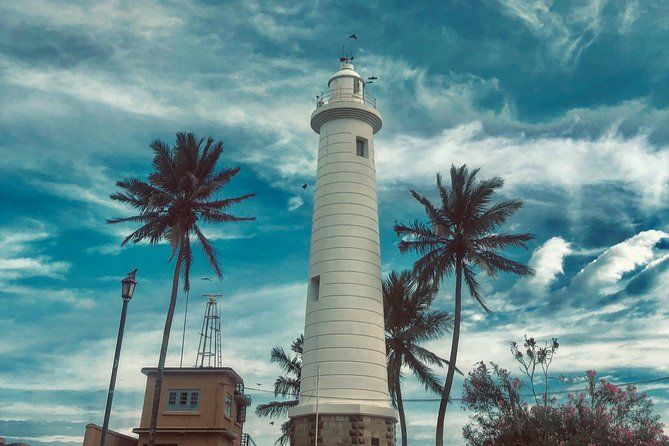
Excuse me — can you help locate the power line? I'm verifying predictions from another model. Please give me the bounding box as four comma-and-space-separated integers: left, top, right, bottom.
244, 376, 669, 403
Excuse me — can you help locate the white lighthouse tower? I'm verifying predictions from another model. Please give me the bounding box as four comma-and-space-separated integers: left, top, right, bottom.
288, 60, 397, 446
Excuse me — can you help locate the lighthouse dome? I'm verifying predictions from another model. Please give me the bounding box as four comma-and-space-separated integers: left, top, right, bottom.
327, 61, 365, 96
328, 62, 363, 86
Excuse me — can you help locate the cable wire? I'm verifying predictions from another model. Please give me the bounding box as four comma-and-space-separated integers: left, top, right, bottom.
244, 375, 669, 403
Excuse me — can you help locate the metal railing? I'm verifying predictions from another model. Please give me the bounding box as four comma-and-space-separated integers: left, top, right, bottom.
242, 433, 258, 446
316, 87, 377, 109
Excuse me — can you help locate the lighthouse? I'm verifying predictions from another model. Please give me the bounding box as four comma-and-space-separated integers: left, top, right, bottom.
288, 60, 397, 446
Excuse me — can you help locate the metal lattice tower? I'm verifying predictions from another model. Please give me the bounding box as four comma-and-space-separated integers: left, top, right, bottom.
195, 294, 223, 368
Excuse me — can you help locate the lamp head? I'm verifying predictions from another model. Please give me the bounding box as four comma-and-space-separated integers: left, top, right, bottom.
121, 269, 137, 301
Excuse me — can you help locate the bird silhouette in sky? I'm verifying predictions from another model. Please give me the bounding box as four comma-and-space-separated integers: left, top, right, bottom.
349, 33, 358, 40
201, 277, 212, 281
302, 183, 308, 189
368, 76, 378, 80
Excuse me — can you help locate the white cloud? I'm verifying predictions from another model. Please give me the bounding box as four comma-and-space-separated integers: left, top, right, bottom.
496, 0, 606, 67
1, 0, 182, 38
0, 256, 70, 280
572, 230, 668, 295
288, 195, 304, 211
0, 222, 71, 282
527, 237, 573, 289
376, 121, 669, 207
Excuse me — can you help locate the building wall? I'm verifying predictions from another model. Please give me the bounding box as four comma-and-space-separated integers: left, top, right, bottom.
82, 424, 137, 446
135, 370, 245, 446
135, 433, 233, 446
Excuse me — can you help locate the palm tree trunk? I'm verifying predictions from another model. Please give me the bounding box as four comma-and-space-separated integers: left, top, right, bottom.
147, 245, 184, 446
396, 374, 408, 446
435, 256, 462, 446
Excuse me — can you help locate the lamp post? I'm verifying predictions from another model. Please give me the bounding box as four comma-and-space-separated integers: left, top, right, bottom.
100, 270, 137, 446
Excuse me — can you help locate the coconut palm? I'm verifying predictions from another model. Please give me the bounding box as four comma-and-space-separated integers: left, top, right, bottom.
384, 270, 454, 446
108, 132, 254, 446
255, 335, 303, 446
394, 165, 534, 446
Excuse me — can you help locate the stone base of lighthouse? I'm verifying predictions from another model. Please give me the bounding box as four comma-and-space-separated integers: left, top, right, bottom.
289, 414, 396, 446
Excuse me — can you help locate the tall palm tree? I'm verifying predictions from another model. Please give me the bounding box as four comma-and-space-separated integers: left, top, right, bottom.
108, 132, 254, 446
394, 165, 534, 446
255, 335, 303, 446
384, 270, 454, 446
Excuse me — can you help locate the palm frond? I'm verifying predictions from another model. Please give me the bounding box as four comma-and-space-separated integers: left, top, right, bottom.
470, 200, 524, 236
473, 232, 534, 251
193, 224, 223, 278
478, 250, 535, 276
199, 208, 255, 224
270, 347, 301, 375
196, 167, 242, 199
403, 352, 444, 395
254, 399, 298, 418
196, 193, 256, 211
463, 263, 490, 313
274, 375, 300, 398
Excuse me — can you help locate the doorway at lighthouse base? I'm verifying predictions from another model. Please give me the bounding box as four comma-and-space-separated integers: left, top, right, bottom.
289, 414, 396, 446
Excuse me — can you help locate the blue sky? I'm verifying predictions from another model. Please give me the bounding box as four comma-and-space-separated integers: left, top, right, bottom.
1, 0, 668, 445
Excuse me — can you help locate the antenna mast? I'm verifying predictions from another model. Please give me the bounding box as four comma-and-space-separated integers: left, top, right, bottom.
195, 294, 223, 367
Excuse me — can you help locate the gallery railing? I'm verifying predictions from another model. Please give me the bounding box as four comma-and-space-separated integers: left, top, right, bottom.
316, 87, 377, 109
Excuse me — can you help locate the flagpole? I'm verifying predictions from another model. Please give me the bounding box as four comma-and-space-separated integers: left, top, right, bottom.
315, 364, 320, 446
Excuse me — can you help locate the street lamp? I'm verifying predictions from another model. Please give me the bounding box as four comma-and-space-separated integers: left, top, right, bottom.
100, 270, 137, 446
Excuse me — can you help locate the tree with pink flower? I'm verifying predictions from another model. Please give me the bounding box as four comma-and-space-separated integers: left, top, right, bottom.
461, 336, 669, 446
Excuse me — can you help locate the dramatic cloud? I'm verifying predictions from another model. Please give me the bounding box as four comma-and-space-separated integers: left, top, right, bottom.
2, 1, 669, 445
527, 237, 573, 290
376, 122, 669, 206
571, 230, 668, 295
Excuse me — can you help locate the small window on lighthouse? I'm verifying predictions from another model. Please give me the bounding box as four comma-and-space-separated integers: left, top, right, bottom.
356, 138, 368, 158
354, 78, 360, 94
309, 275, 320, 301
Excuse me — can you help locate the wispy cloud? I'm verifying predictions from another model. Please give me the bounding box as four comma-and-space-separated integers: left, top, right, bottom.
0, 222, 70, 282
571, 230, 668, 295
376, 121, 669, 207
527, 237, 572, 290
287, 195, 304, 211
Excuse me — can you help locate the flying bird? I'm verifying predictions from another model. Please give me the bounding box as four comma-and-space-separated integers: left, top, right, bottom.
365, 81, 374, 85
302, 183, 308, 189
256, 382, 263, 386
368, 76, 378, 80
201, 277, 212, 281
270, 422, 275, 425
349, 33, 358, 40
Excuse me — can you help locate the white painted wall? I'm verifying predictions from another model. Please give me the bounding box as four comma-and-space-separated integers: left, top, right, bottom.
290, 63, 395, 419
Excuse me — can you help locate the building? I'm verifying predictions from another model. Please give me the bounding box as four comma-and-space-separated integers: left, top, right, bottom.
84, 367, 253, 446
83, 425, 137, 446
287, 60, 397, 445
133, 367, 252, 446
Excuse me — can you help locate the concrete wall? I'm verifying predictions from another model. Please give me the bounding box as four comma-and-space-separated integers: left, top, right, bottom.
135, 369, 245, 446
82, 424, 137, 446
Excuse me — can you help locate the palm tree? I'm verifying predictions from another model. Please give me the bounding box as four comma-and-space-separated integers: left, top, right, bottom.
108, 132, 254, 446
384, 270, 454, 446
394, 165, 534, 446
255, 335, 303, 446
